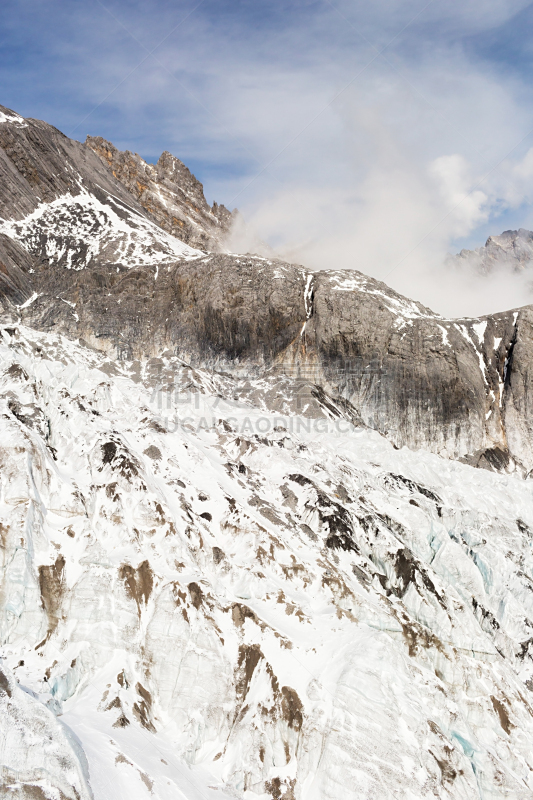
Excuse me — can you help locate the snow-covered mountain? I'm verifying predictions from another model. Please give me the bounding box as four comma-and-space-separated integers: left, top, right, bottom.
3, 104, 533, 799
4, 104, 533, 472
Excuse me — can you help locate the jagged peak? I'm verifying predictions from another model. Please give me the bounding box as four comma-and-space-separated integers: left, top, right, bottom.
86, 134, 235, 252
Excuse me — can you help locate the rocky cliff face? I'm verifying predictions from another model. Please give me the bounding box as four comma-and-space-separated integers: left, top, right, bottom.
7, 244, 531, 473
85, 135, 234, 252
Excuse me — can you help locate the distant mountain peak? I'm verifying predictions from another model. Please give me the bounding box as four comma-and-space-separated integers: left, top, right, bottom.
453, 227, 533, 273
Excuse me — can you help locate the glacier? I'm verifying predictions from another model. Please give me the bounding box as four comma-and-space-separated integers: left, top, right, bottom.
1, 324, 533, 798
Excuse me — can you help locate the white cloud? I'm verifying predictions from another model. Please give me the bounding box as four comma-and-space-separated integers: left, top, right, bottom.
4, 0, 533, 315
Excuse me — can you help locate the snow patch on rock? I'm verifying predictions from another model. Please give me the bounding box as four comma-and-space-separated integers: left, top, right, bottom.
0, 191, 203, 271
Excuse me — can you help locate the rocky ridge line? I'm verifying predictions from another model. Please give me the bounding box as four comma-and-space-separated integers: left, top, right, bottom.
85, 135, 235, 252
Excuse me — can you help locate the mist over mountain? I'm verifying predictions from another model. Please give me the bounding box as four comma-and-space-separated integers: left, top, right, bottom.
3, 105, 533, 799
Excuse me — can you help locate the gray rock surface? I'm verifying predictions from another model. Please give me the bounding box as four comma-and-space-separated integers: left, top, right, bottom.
0, 107, 146, 221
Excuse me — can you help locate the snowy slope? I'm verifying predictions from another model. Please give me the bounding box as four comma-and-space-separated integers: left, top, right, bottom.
2, 324, 533, 798
0, 661, 93, 799
0, 190, 203, 272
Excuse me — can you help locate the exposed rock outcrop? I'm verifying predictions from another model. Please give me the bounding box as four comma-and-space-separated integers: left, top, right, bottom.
86, 135, 234, 252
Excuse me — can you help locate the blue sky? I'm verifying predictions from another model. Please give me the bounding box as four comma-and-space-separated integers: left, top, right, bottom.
3, 0, 533, 314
